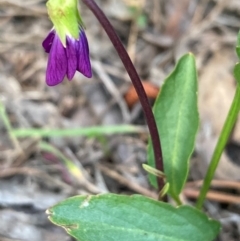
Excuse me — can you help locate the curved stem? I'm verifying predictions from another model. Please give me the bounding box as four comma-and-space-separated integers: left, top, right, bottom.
82, 0, 164, 191
196, 85, 240, 209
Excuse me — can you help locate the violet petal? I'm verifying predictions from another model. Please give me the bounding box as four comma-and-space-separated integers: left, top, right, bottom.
77, 30, 92, 78
46, 34, 67, 86
66, 36, 77, 80
42, 30, 55, 53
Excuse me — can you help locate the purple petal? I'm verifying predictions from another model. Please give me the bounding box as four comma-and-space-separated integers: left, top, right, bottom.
66, 36, 77, 80
46, 34, 67, 86
77, 30, 92, 78
42, 30, 55, 53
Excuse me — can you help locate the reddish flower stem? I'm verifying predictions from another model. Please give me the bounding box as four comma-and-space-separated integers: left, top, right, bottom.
82, 0, 164, 191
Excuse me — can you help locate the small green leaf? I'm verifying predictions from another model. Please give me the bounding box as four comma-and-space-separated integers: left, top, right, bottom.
158, 182, 170, 198
48, 194, 220, 241
147, 53, 199, 200
137, 14, 147, 29
142, 164, 166, 179
234, 63, 240, 84
235, 31, 240, 59
236, 47, 240, 60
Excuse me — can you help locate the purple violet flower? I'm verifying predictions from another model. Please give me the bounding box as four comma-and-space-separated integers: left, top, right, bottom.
42, 28, 92, 86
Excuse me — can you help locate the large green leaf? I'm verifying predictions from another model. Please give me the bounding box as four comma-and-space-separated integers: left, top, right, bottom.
147, 53, 199, 200
48, 194, 220, 241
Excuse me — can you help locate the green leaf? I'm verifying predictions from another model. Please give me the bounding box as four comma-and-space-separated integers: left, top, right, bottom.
48, 194, 220, 241
234, 63, 240, 84
147, 53, 199, 200
236, 47, 240, 60
137, 14, 147, 29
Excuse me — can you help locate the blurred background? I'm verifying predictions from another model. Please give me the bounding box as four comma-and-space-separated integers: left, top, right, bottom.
1, 0, 240, 240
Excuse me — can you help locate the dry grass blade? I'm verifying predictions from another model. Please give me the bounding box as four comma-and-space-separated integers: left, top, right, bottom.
186, 180, 240, 190
184, 188, 240, 204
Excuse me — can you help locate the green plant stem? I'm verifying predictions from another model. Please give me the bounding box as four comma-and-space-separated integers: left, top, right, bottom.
196, 84, 240, 209
11, 125, 146, 138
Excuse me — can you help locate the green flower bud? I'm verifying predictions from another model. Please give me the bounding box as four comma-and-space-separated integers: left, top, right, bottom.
46, 0, 83, 46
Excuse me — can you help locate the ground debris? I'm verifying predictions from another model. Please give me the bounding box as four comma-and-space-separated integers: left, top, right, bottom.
0, 0, 240, 240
